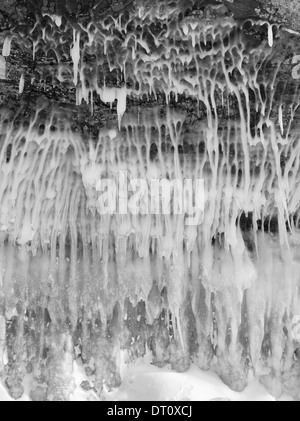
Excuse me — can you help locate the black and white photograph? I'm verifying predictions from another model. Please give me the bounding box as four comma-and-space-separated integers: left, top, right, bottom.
0, 0, 299, 403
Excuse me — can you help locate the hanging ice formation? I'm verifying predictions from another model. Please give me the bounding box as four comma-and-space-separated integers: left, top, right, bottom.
0, 1, 299, 401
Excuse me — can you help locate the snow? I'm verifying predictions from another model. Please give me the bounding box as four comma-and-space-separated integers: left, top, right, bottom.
0, 352, 287, 401
105, 362, 274, 402
0, 383, 12, 401
68, 352, 287, 402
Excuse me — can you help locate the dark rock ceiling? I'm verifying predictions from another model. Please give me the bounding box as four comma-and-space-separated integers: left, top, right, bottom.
0, 0, 299, 136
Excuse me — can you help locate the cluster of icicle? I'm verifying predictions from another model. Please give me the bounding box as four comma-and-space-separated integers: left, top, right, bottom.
1, 2, 292, 127
0, 1, 299, 401
0, 102, 299, 399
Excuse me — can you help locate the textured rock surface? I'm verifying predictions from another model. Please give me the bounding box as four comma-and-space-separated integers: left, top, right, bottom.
0, 0, 298, 126
259, 0, 300, 31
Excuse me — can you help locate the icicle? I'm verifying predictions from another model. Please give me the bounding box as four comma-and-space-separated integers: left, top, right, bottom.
0, 56, 6, 79
32, 40, 38, 61
117, 87, 127, 129
42, 13, 62, 27
2, 37, 12, 57
182, 23, 188, 36
91, 90, 94, 115
52, 14, 62, 27
70, 30, 81, 86
268, 24, 273, 48
19, 74, 25, 94
279, 104, 284, 135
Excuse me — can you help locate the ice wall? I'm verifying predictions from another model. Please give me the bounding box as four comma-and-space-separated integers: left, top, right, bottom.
0, 104, 299, 400
0, 3, 299, 401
